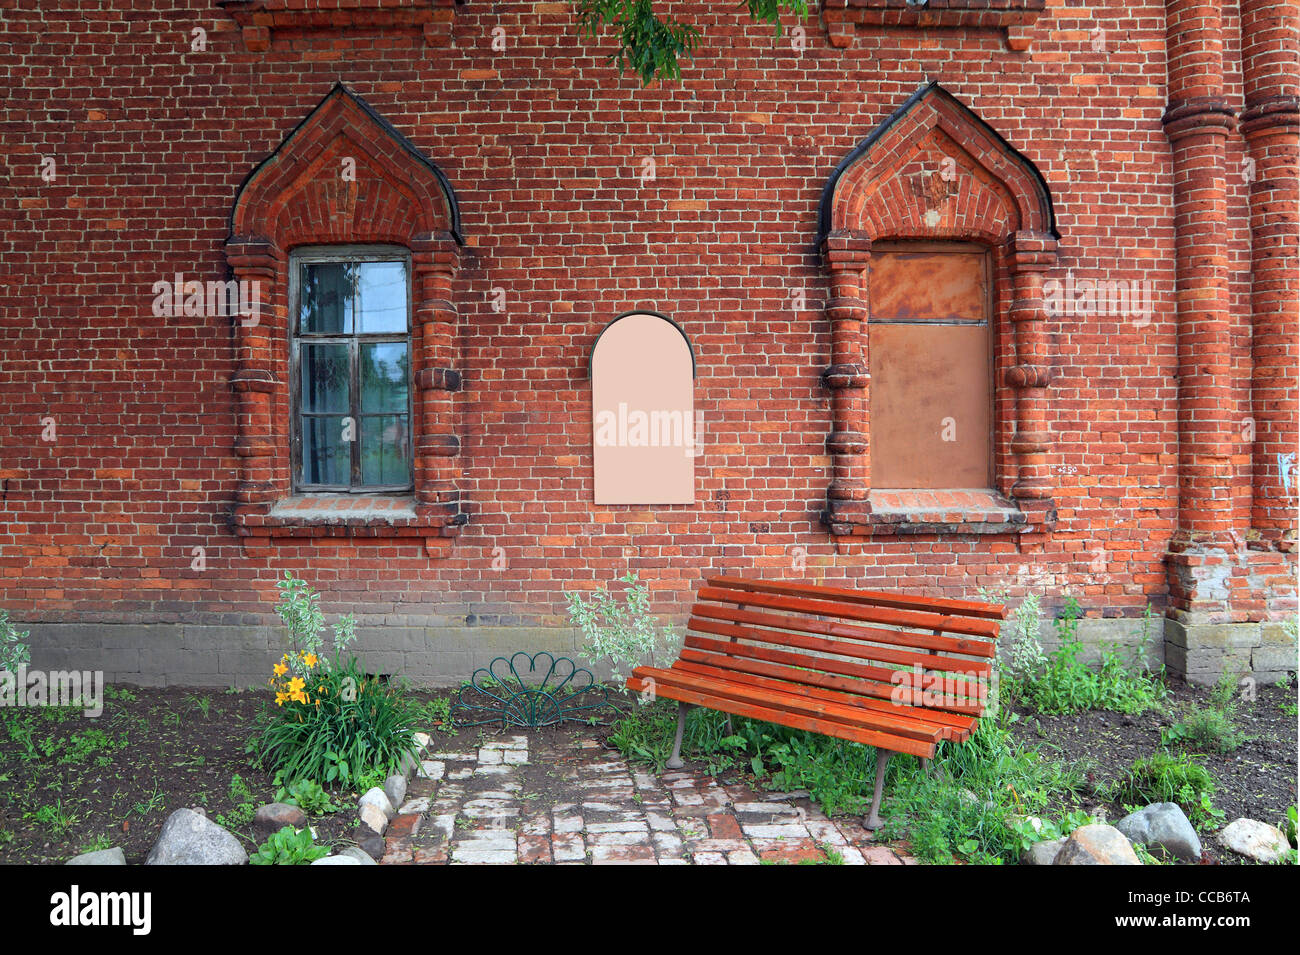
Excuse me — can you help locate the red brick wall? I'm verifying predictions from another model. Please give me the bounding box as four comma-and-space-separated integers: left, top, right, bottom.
0, 1, 1294, 638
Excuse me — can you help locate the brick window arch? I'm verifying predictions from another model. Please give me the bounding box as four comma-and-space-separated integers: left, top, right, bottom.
817, 82, 1059, 538
225, 83, 466, 557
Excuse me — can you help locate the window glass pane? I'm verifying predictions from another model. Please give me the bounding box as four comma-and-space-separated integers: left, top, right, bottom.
356, 261, 407, 333
300, 416, 351, 486
360, 342, 408, 414
300, 342, 349, 413
299, 262, 355, 334
360, 415, 411, 486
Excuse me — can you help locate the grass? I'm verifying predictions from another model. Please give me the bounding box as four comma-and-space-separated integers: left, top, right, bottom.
1001, 597, 1168, 716
1104, 751, 1224, 831
1161, 676, 1247, 754
609, 699, 1088, 864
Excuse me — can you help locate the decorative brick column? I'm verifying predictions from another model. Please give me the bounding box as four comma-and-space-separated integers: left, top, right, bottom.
1242, 0, 1300, 552
411, 234, 465, 538
226, 236, 280, 505
1007, 231, 1059, 515
821, 233, 871, 518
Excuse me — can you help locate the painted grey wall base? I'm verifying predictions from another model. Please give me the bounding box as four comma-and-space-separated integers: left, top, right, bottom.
22, 616, 1298, 689
24, 623, 584, 689
1163, 618, 1298, 687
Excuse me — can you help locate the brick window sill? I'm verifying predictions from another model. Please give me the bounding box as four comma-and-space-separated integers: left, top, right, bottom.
821, 0, 1047, 51
218, 0, 462, 52
232, 494, 460, 556
827, 489, 1055, 536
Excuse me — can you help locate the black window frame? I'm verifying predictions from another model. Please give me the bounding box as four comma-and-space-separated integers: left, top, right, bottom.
289, 244, 414, 494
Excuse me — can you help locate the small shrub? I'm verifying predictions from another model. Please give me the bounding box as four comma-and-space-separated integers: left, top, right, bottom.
1006, 596, 1166, 715
250, 574, 417, 787
1161, 676, 1245, 754
249, 826, 330, 866
1107, 752, 1223, 830
216, 773, 257, 829
565, 571, 683, 684
274, 777, 338, 815
1281, 805, 1297, 848
0, 610, 31, 673
252, 654, 417, 787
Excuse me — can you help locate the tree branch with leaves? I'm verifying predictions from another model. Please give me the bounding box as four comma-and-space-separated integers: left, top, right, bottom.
574, 0, 811, 85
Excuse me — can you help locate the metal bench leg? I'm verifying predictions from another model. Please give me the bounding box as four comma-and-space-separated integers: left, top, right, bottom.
865, 749, 891, 830
666, 701, 692, 769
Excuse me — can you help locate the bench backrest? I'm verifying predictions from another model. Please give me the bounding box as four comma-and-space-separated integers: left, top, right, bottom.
682, 576, 1005, 720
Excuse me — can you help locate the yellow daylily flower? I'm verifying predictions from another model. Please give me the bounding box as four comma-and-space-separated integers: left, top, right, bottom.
303, 653, 318, 668
273, 662, 288, 677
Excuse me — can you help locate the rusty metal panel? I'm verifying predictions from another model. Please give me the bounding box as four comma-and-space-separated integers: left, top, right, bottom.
868, 323, 992, 489
869, 249, 987, 322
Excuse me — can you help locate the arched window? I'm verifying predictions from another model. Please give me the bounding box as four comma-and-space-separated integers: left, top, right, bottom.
225, 84, 465, 557
817, 83, 1059, 537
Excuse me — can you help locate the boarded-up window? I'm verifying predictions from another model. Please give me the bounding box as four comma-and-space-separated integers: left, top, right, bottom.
590, 312, 696, 505
868, 244, 993, 489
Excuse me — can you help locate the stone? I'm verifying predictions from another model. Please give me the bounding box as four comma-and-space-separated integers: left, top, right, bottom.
253, 802, 308, 836
146, 808, 247, 865
339, 846, 379, 866
1022, 838, 1066, 865
66, 847, 126, 865
310, 855, 360, 865
359, 786, 395, 820
413, 732, 431, 751
356, 831, 386, 861
1052, 824, 1141, 865
384, 774, 408, 809
1217, 818, 1291, 864
1116, 803, 1202, 862
359, 803, 389, 836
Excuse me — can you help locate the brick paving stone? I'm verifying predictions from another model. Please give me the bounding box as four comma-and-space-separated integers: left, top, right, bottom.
591, 843, 657, 864
861, 846, 904, 865
752, 838, 831, 865
383, 727, 918, 866
518, 833, 552, 864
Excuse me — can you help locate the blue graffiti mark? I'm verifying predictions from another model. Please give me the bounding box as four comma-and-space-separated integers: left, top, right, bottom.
1280, 452, 1298, 496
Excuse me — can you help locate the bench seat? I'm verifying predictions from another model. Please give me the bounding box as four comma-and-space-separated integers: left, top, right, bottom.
626, 575, 1004, 828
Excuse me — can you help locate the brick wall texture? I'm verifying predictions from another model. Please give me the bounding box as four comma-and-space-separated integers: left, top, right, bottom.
0, 0, 1296, 685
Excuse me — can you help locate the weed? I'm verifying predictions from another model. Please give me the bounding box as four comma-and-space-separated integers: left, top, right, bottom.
1162, 676, 1245, 754
249, 826, 329, 865
1106, 752, 1224, 830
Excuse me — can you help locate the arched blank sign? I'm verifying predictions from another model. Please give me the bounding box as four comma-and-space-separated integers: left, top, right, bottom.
590, 311, 696, 505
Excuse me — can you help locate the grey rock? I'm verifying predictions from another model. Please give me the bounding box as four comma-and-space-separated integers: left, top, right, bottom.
253, 802, 308, 837
356, 830, 385, 861
383, 774, 407, 810
310, 855, 361, 865
1052, 824, 1141, 865
359, 803, 389, 836
1023, 838, 1066, 865
1217, 818, 1291, 863
339, 846, 379, 866
146, 808, 247, 865
67, 847, 127, 865
1117, 803, 1202, 862
359, 787, 395, 820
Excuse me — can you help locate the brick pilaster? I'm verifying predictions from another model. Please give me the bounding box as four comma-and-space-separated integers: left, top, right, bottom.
1242, 0, 1300, 551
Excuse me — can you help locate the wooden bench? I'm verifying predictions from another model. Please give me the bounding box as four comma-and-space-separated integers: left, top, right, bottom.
625, 576, 1006, 828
